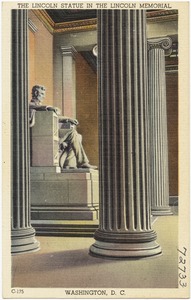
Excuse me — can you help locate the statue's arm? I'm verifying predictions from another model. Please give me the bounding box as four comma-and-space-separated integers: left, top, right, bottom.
29, 109, 36, 127
29, 104, 60, 115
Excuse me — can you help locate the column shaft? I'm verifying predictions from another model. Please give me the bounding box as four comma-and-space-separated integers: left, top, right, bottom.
148, 38, 172, 215
90, 10, 162, 258
61, 46, 77, 118
11, 10, 40, 254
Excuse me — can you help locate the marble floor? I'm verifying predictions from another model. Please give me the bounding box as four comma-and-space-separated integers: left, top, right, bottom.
11, 215, 179, 292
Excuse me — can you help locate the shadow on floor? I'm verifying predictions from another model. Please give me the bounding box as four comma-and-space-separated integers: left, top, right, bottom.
12, 248, 118, 273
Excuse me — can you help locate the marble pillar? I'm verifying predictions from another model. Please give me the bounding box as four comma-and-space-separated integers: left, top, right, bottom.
60, 46, 77, 118
11, 10, 40, 254
148, 37, 172, 215
90, 10, 162, 258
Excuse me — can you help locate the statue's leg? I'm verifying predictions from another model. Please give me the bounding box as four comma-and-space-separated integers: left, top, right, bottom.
59, 149, 67, 168
59, 128, 78, 169
78, 133, 82, 143
64, 129, 89, 167
63, 146, 77, 168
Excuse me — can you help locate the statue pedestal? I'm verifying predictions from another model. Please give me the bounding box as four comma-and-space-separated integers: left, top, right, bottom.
31, 167, 99, 236
31, 111, 59, 167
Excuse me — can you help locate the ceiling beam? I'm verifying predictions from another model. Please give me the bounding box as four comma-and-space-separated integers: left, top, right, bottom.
32, 9, 178, 35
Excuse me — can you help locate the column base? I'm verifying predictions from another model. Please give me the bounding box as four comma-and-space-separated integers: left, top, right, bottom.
89, 230, 162, 259
152, 206, 173, 216
90, 241, 162, 259
11, 227, 40, 255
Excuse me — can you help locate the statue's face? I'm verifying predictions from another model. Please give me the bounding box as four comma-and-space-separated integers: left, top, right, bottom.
35, 88, 46, 102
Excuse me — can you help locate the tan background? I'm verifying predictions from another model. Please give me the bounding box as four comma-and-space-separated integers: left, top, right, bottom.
28, 11, 54, 104
76, 53, 98, 166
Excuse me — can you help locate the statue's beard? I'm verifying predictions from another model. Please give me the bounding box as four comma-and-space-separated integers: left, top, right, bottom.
36, 96, 44, 104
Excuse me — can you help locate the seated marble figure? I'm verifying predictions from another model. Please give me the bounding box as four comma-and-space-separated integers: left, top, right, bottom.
29, 85, 97, 170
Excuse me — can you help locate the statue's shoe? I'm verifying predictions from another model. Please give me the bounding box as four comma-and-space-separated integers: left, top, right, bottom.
80, 163, 98, 169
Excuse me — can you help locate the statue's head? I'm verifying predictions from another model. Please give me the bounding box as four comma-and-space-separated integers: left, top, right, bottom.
31, 85, 46, 103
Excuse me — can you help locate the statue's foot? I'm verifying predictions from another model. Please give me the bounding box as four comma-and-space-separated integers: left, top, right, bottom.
80, 163, 98, 169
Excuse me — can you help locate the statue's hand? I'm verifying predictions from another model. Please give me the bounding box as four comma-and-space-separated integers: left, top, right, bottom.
46, 106, 53, 111
47, 106, 60, 115
59, 142, 68, 151
69, 118, 79, 125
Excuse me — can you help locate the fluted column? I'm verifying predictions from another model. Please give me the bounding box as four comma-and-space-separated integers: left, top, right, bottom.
148, 37, 172, 215
90, 10, 162, 258
60, 46, 77, 118
11, 10, 40, 254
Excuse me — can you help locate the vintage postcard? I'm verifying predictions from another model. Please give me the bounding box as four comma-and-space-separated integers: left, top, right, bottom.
2, 1, 190, 299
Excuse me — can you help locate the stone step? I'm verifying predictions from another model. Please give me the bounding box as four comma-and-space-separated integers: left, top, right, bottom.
31, 220, 99, 237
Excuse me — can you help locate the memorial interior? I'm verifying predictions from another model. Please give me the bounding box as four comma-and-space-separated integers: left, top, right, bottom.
11, 9, 179, 288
